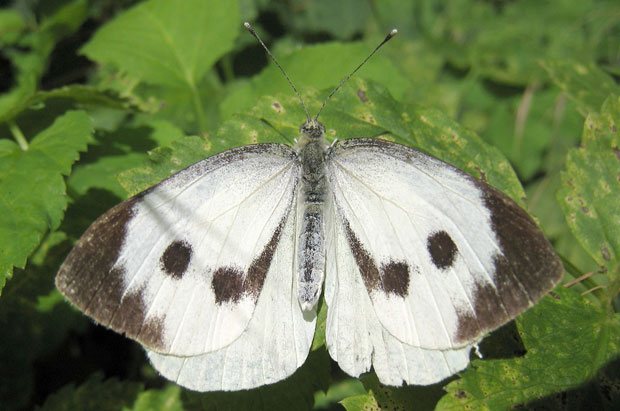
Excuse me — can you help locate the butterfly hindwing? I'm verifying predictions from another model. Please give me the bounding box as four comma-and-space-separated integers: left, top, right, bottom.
146, 199, 316, 391
56, 144, 301, 356
325, 139, 563, 351
324, 194, 472, 386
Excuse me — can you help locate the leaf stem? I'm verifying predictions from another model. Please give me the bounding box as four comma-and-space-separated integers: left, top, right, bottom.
9, 121, 29, 151
220, 55, 235, 83
190, 82, 207, 132
605, 266, 620, 312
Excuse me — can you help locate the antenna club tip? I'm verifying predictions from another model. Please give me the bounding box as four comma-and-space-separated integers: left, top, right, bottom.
244, 22, 253, 30
390, 28, 398, 36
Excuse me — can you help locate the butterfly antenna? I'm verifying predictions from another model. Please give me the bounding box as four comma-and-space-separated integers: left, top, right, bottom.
244, 22, 311, 122
314, 28, 397, 121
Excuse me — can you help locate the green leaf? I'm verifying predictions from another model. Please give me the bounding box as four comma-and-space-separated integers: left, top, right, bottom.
1, 85, 141, 125
81, 0, 239, 89
68, 120, 184, 200
220, 41, 412, 120
483, 88, 582, 180
129, 386, 184, 411
0, 9, 26, 46
273, 0, 372, 39
37, 374, 143, 411
558, 95, 620, 272
340, 392, 380, 411
413, 0, 620, 85
0, 0, 89, 123
0, 110, 93, 294
438, 287, 620, 410
526, 174, 597, 277
542, 60, 620, 116
341, 373, 449, 411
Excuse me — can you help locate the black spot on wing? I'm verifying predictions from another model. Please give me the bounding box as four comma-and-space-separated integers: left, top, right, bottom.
455, 184, 564, 344
211, 266, 245, 304
160, 240, 192, 279
427, 230, 458, 270
380, 260, 410, 297
210, 216, 287, 305
55, 195, 166, 351
343, 220, 411, 298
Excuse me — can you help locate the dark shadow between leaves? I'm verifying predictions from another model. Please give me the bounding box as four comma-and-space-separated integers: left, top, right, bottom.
477, 320, 527, 360
518, 357, 620, 410
62, 188, 123, 240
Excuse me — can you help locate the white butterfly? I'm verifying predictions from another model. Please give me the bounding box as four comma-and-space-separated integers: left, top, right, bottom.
56, 24, 563, 392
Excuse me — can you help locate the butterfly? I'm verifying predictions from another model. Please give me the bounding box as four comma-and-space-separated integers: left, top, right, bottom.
55, 23, 563, 391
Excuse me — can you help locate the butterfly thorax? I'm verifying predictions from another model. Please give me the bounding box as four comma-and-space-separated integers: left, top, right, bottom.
296, 119, 327, 311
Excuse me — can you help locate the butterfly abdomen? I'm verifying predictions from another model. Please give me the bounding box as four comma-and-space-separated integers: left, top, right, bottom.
297, 135, 327, 311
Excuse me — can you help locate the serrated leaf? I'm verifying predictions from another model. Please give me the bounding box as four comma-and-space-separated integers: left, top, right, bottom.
0, 0, 89, 123
542, 60, 620, 116
68, 121, 184, 200
437, 288, 620, 410
0, 110, 93, 294
81, 0, 239, 89
37, 374, 143, 411
558, 95, 620, 271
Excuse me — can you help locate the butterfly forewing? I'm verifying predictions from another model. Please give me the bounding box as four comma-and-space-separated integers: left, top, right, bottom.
325, 139, 563, 351
56, 144, 301, 356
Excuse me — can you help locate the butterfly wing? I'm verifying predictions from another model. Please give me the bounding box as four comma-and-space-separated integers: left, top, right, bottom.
146, 202, 316, 391
324, 197, 471, 385
325, 139, 563, 354
56, 144, 302, 356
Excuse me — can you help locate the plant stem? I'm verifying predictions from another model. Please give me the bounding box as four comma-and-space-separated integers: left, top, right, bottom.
220, 55, 235, 83
9, 121, 29, 151
188, 79, 207, 132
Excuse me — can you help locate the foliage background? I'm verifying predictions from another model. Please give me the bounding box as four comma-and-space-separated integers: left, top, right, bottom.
0, 0, 619, 409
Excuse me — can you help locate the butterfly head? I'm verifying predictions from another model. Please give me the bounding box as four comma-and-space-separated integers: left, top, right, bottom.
300, 119, 325, 140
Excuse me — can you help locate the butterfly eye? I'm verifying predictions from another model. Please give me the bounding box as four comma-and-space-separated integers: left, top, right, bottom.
300, 119, 325, 138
